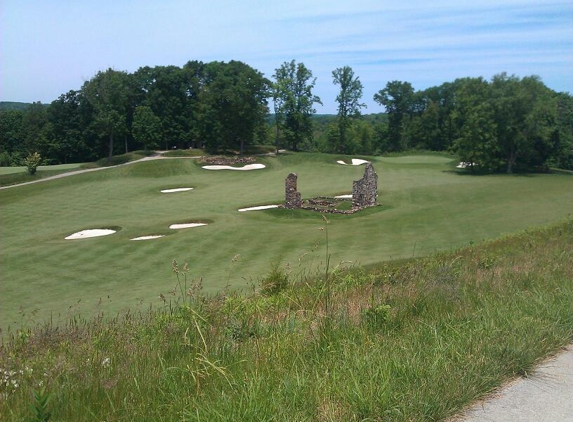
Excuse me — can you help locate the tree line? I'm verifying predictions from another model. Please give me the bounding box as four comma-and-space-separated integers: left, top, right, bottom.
1, 59, 571, 172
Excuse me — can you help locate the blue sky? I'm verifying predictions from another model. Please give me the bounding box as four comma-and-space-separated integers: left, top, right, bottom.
1, 0, 571, 114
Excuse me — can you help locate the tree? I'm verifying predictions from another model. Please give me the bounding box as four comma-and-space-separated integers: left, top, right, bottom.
132, 105, 161, 150
272, 60, 322, 151
490, 73, 557, 173
0, 110, 24, 164
551, 92, 573, 170
142, 66, 191, 150
46, 90, 94, 163
332, 66, 365, 153
452, 103, 501, 171
82, 69, 130, 160
373, 81, 416, 151
22, 102, 48, 154
201, 61, 269, 154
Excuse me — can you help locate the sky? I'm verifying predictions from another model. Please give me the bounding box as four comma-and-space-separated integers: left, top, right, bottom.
1, 0, 572, 114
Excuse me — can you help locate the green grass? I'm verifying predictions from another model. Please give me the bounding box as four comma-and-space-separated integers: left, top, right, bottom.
0, 164, 86, 187
161, 149, 206, 158
1, 220, 571, 421
1, 152, 572, 329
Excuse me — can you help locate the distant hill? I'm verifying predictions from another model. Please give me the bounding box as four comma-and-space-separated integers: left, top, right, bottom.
0, 101, 50, 112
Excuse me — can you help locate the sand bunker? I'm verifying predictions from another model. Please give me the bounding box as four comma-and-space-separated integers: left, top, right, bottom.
238, 205, 279, 212
202, 164, 266, 171
65, 229, 116, 240
161, 188, 193, 193
131, 235, 165, 241
337, 159, 370, 166
334, 194, 353, 199
169, 223, 207, 230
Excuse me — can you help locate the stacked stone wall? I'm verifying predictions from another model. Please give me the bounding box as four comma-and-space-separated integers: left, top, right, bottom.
285, 173, 302, 209
352, 163, 378, 209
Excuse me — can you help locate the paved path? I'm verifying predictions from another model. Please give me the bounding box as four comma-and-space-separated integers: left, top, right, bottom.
0, 150, 282, 191
455, 344, 573, 421
0, 152, 181, 191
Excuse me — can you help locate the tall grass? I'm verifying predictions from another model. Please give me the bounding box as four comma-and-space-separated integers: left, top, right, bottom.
1, 219, 572, 421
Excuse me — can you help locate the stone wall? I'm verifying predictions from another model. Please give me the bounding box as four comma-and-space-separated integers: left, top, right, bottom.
285, 173, 302, 209
352, 163, 378, 209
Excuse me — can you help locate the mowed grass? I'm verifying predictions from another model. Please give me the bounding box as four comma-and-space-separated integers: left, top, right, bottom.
1, 152, 572, 329
0, 163, 87, 187
1, 220, 572, 421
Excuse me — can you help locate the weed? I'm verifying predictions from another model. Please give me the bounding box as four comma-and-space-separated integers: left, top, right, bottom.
260, 262, 290, 296
30, 388, 51, 422
361, 304, 391, 329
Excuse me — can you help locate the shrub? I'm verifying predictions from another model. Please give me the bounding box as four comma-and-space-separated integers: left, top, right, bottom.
24, 152, 42, 175
260, 262, 290, 296
362, 304, 391, 328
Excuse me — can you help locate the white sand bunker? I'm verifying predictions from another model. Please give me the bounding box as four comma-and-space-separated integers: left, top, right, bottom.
337, 159, 370, 166
456, 162, 477, 169
65, 229, 116, 240
161, 188, 193, 193
238, 205, 279, 212
131, 235, 165, 241
169, 223, 207, 230
202, 164, 266, 171
334, 194, 353, 199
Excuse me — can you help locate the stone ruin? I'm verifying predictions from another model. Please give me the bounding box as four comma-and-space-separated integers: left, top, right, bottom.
283, 163, 378, 213
284, 173, 302, 209
352, 163, 378, 209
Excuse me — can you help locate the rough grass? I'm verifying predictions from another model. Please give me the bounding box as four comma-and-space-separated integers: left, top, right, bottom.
1, 152, 572, 328
1, 220, 571, 421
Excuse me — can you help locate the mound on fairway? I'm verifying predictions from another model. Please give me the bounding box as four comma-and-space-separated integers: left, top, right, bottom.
337, 159, 369, 166
238, 205, 279, 212
202, 164, 266, 171
65, 229, 117, 240
161, 188, 193, 193
169, 223, 207, 229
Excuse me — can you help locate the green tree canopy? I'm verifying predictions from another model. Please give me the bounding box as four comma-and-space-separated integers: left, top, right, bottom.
272, 60, 322, 151
332, 66, 365, 153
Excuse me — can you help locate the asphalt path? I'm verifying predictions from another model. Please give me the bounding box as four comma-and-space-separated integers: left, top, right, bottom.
454, 344, 573, 421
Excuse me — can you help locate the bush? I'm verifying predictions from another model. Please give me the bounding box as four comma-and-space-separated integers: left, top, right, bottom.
24, 152, 42, 175
260, 262, 290, 296
0, 151, 11, 166
362, 304, 391, 328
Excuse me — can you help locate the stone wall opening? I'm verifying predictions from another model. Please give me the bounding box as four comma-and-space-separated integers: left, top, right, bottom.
283, 164, 378, 214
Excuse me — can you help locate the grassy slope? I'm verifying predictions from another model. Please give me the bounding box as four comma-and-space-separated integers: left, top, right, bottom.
1, 152, 572, 328
0, 164, 86, 187
1, 220, 571, 421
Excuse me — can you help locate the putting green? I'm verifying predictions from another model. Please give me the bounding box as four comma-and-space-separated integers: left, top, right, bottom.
1, 152, 572, 328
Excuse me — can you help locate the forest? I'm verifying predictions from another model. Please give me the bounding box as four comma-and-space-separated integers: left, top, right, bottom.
1, 60, 572, 173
